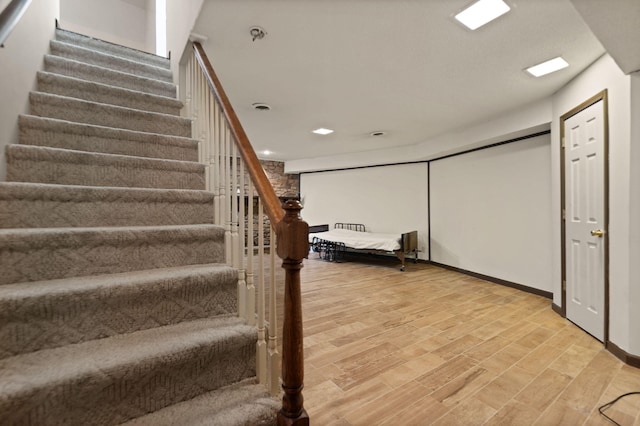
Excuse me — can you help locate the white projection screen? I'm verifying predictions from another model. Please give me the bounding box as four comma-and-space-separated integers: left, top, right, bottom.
429, 134, 552, 291
300, 163, 429, 260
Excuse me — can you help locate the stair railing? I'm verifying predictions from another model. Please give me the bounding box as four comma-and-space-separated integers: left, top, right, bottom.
186, 41, 310, 425
0, 0, 32, 47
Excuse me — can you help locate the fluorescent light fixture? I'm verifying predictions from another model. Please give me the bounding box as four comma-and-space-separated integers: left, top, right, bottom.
455, 0, 511, 30
312, 128, 333, 135
526, 57, 569, 77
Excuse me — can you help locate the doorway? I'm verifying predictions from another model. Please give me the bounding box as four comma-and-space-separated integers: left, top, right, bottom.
560, 90, 609, 342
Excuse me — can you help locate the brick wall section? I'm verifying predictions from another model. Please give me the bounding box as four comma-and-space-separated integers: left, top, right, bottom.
260, 159, 299, 199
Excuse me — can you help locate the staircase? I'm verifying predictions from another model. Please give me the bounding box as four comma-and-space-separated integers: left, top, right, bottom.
0, 28, 278, 425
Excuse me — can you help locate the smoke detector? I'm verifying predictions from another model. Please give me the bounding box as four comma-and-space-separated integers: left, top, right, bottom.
250, 26, 267, 41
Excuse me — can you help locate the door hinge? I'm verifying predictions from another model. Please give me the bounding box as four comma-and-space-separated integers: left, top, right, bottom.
562, 209, 566, 220
561, 137, 565, 149
562, 280, 566, 291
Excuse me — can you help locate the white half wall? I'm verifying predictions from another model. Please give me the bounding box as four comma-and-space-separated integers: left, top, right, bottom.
551, 54, 632, 353
167, 0, 203, 87
0, 0, 59, 180
300, 163, 429, 260
59, 0, 151, 52
430, 134, 552, 292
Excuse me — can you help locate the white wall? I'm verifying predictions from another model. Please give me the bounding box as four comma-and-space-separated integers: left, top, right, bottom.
0, 0, 59, 180
166, 0, 203, 88
59, 0, 151, 52
551, 54, 632, 352
300, 163, 429, 260
430, 134, 552, 292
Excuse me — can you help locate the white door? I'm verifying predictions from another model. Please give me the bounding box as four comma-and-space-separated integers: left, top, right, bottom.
564, 99, 606, 341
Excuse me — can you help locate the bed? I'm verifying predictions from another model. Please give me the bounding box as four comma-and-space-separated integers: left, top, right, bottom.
309, 223, 418, 271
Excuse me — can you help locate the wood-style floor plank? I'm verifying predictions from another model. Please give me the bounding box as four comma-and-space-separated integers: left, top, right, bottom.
295, 256, 640, 425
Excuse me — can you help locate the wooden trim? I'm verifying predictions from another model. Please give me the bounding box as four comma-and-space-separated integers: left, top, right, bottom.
551, 302, 564, 317
427, 161, 432, 261
559, 90, 609, 341
429, 261, 553, 299
0, 0, 32, 47
607, 341, 640, 369
192, 42, 284, 226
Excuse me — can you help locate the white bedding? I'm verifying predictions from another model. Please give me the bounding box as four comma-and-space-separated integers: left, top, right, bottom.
310, 229, 401, 252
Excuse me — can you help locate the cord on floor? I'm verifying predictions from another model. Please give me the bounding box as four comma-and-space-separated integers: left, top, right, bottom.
598, 391, 640, 425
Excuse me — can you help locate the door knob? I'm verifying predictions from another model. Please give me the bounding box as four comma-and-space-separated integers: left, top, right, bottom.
591, 229, 604, 237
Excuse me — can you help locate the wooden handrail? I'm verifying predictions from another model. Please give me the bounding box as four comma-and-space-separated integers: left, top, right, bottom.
191, 42, 309, 425
0, 0, 32, 47
192, 42, 284, 226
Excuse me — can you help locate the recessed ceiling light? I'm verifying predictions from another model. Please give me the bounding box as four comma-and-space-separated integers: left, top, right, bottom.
455, 0, 511, 30
262, 150, 272, 155
526, 57, 569, 77
312, 128, 333, 135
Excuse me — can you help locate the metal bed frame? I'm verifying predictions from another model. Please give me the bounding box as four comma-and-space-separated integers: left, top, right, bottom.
310, 223, 418, 271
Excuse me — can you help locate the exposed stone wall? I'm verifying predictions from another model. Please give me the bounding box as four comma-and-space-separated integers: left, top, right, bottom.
260, 160, 299, 199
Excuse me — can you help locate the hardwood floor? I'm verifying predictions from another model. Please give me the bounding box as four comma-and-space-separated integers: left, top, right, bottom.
297, 254, 640, 425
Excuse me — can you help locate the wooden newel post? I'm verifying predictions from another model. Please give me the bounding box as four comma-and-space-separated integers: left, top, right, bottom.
276, 200, 310, 426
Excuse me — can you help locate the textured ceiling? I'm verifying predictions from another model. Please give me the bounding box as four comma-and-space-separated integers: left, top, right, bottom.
193, 0, 605, 162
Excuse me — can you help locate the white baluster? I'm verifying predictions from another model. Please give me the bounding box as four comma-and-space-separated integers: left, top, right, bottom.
245, 180, 256, 326
257, 199, 267, 384
268, 226, 281, 395
231, 142, 239, 268
237, 160, 247, 319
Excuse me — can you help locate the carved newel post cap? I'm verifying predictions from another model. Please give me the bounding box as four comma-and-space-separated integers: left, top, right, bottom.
276, 200, 309, 261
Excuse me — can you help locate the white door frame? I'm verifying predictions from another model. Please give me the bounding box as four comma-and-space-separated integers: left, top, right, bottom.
560, 90, 609, 342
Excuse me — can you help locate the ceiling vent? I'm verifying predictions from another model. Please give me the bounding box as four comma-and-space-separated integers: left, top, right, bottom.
252, 103, 271, 111
370, 131, 386, 137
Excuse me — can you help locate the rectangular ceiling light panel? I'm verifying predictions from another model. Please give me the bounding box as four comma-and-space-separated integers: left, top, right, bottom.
455, 0, 511, 30
526, 57, 569, 77
312, 128, 334, 135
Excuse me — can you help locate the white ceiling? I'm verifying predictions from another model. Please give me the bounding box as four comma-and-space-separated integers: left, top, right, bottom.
193, 0, 605, 162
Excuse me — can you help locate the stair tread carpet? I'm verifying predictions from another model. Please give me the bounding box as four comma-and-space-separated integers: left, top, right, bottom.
55, 28, 170, 70
122, 378, 279, 426
0, 225, 226, 285
29, 92, 191, 137
0, 264, 237, 358
44, 55, 176, 98
19, 115, 198, 161
0, 317, 257, 426
50, 39, 173, 83
37, 71, 183, 116
6, 144, 205, 189
0, 182, 214, 228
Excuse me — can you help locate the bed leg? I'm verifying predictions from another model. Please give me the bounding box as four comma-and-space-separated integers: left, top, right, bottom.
394, 250, 406, 272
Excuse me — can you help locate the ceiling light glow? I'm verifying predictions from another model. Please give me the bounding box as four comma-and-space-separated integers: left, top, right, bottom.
312, 128, 334, 135
455, 0, 511, 30
526, 57, 569, 77
262, 150, 272, 155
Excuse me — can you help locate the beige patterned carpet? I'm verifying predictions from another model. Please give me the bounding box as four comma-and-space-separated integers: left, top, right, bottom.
0, 28, 277, 425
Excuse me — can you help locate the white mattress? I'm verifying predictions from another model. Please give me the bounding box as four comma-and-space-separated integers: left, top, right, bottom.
310, 229, 401, 252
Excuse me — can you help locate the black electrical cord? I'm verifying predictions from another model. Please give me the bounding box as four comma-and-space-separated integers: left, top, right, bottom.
598, 391, 640, 425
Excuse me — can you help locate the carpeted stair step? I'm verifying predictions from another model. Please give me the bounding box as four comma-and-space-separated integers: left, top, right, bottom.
19, 115, 198, 161
0, 182, 214, 228
29, 92, 191, 137
122, 377, 279, 426
44, 55, 176, 98
55, 28, 170, 70
50, 39, 173, 83
0, 224, 225, 285
0, 264, 238, 358
0, 316, 257, 426
6, 145, 205, 189
37, 72, 183, 116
